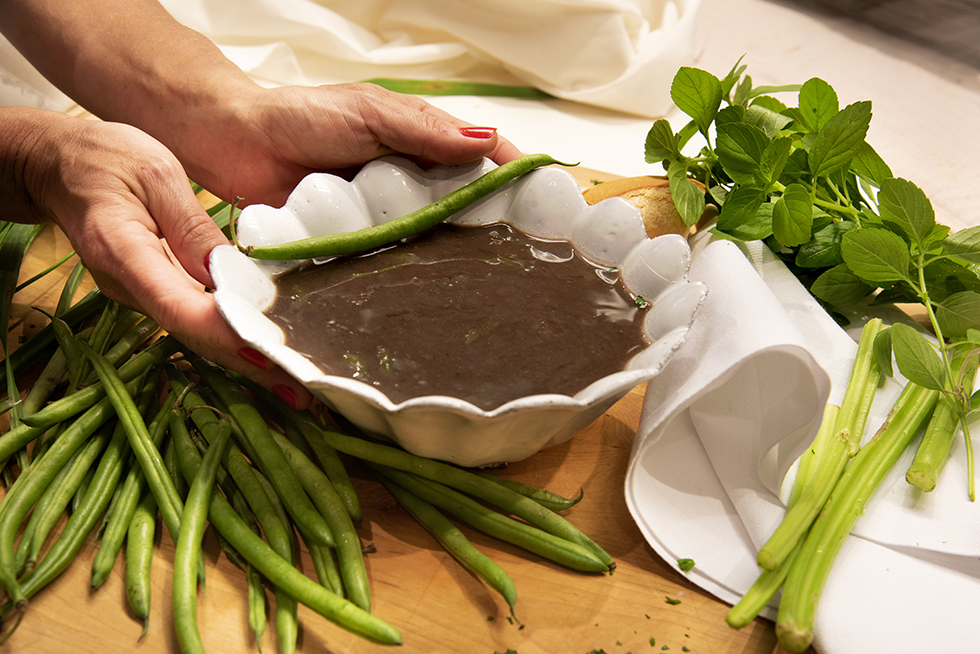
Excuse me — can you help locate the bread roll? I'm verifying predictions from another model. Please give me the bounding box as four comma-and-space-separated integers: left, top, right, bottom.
582, 175, 699, 239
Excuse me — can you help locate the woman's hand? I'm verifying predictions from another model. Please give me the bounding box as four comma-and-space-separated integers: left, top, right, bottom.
161, 81, 523, 208
0, 107, 314, 407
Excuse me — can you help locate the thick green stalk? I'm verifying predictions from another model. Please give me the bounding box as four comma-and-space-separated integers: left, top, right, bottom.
776, 382, 939, 652
757, 319, 883, 571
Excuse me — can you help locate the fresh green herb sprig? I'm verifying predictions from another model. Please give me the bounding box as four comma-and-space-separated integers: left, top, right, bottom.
652, 60, 980, 497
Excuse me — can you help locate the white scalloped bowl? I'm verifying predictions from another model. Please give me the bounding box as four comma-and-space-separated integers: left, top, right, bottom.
209, 156, 706, 467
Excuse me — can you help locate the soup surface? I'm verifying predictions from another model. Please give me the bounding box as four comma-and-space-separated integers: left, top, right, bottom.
264, 223, 648, 410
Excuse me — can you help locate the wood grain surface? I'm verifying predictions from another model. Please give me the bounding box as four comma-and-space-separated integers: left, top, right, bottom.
1, 170, 795, 654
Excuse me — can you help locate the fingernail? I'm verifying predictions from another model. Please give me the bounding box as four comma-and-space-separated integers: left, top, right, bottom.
273, 384, 299, 409
460, 126, 497, 139
203, 252, 211, 273
237, 346, 268, 370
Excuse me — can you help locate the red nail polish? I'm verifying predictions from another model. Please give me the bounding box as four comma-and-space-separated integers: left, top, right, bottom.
204, 252, 211, 273
273, 384, 299, 409
460, 126, 497, 139
237, 346, 268, 370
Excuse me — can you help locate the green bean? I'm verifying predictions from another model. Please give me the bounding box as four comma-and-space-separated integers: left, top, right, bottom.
311, 426, 614, 570
246, 563, 268, 652
472, 471, 583, 512
173, 418, 231, 654
241, 154, 574, 260
53, 259, 87, 317
378, 473, 518, 620
270, 430, 371, 612
0, 372, 147, 610
76, 339, 185, 552
92, 391, 175, 589
307, 540, 344, 597
80, 316, 161, 387
126, 488, 157, 640
16, 423, 112, 574
171, 425, 402, 645
370, 463, 609, 573
8, 402, 135, 610
237, 376, 362, 523
189, 355, 334, 548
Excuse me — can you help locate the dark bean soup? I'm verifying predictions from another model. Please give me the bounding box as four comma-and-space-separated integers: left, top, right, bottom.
264, 223, 648, 410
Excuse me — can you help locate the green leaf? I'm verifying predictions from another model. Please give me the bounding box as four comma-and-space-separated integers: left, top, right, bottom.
716, 188, 771, 241
808, 101, 873, 178
873, 327, 894, 377
671, 67, 723, 137
667, 160, 707, 227
645, 119, 679, 163
745, 104, 794, 139
850, 141, 892, 187
878, 178, 936, 250
810, 263, 874, 307
798, 77, 839, 132
841, 228, 911, 284
921, 258, 980, 302
890, 322, 946, 390
795, 220, 855, 268
733, 74, 753, 107
750, 95, 788, 113
720, 57, 748, 97
936, 291, 980, 339
942, 225, 980, 263
716, 122, 769, 185
772, 183, 813, 247
755, 137, 793, 188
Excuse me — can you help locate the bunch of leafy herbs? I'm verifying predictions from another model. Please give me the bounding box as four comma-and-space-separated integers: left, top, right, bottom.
646, 60, 980, 651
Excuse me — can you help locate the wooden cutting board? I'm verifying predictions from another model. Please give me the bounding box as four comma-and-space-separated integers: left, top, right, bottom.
2, 169, 796, 654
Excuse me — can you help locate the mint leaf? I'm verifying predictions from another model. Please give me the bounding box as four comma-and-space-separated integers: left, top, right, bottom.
890, 322, 946, 390
667, 160, 706, 227
745, 104, 794, 139
850, 141, 893, 187
810, 263, 874, 307
756, 137, 793, 189
798, 77, 839, 132
716, 187, 770, 240
936, 291, 980, 339
841, 228, 910, 284
873, 327, 894, 377
808, 100, 872, 178
772, 183, 813, 247
878, 178, 936, 250
795, 220, 855, 268
942, 225, 980, 263
645, 119, 679, 164
716, 122, 769, 185
671, 67, 723, 137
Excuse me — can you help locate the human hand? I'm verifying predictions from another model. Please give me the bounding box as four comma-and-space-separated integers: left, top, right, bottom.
0, 107, 313, 408
157, 81, 524, 208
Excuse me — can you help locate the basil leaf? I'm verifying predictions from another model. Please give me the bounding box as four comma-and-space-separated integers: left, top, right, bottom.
808, 100, 872, 179
936, 291, 980, 339
756, 137, 793, 189
873, 327, 894, 378
943, 225, 980, 263
745, 104, 794, 139
841, 228, 911, 284
810, 263, 874, 307
798, 77, 839, 133
890, 322, 946, 390
671, 67, 723, 137
772, 183, 813, 247
878, 178, 936, 250
716, 187, 771, 241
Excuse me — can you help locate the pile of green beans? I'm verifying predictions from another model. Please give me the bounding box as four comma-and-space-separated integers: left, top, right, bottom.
0, 196, 613, 652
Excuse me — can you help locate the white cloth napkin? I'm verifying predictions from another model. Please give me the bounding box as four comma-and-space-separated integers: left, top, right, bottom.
156, 0, 702, 118
626, 228, 980, 653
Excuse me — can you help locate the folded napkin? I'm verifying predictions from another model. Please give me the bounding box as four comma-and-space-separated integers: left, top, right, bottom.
626, 229, 980, 653
157, 0, 702, 118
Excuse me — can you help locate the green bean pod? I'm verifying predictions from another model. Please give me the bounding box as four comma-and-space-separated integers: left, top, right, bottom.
126, 489, 157, 639
171, 428, 402, 645
379, 473, 518, 620
370, 463, 609, 573
473, 471, 583, 512
173, 418, 231, 654
270, 431, 371, 612
241, 154, 574, 260
312, 426, 614, 570
189, 355, 334, 548
246, 563, 268, 652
